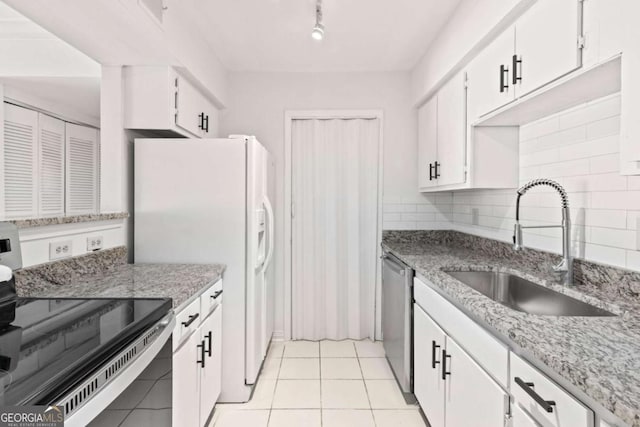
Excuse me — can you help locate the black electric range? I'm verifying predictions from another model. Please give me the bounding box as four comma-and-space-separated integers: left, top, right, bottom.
0, 283, 172, 408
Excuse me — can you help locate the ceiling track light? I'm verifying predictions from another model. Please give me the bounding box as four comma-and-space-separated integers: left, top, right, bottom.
311, 0, 324, 41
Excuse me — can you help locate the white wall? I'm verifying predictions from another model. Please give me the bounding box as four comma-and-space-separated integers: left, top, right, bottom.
410, 0, 533, 106
19, 220, 126, 267
450, 93, 640, 271
220, 71, 422, 337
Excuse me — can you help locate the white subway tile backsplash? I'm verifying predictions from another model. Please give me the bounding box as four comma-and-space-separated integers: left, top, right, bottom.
589, 153, 619, 174
441, 93, 635, 271
586, 116, 621, 140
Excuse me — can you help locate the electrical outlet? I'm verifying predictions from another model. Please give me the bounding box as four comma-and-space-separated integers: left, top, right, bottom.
49, 240, 73, 261
87, 236, 104, 252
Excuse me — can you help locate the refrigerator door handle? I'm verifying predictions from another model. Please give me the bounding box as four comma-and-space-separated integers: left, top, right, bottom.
262, 195, 275, 273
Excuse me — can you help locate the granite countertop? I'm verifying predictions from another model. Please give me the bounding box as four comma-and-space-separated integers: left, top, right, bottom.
15, 247, 225, 311
382, 231, 640, 427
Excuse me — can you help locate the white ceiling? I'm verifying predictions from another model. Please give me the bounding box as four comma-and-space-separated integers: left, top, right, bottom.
187, 0, 463, 72
1, 76, 101, 120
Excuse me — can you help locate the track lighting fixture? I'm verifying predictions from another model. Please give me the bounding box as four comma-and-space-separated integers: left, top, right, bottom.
311, 0, 324, 40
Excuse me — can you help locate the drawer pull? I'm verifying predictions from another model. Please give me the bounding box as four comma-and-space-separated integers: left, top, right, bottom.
515, 377, 556, 413
181, 313, 200, 327
211, 290, 223, 300
431, 340, 440, 369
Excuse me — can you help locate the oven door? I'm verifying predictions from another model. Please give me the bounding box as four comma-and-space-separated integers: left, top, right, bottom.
61, 314, 175, 427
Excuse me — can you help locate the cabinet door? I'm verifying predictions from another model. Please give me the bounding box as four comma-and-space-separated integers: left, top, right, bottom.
512, 404, 541, 427
444, 337, 508, 427
2, 103, 38, 219
176, 75, 206, 137
65, 123, 99, 215
435, 73, 467, 187
38, 114, 65, 217
466, 26, 515, 120
514, 0, 582, 97
199, 307, 222, 424
413, 304, 446, 427
418, 96, 438, 189
172, 332, 201, 427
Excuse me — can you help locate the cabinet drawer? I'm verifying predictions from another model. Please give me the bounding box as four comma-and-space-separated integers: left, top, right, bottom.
200, 279, 223, 317
511, 353, 594, 427
414, 276, 509, 386
174, 297, 201, 350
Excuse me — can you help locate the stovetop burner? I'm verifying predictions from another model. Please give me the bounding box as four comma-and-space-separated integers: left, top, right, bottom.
0, 296, 171, 407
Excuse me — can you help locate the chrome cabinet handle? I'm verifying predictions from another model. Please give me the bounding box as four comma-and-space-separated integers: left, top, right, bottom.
515, 377, 556, 413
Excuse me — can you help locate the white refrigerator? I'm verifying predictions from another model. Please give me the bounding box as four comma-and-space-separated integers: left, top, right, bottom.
134, 136, 275, 402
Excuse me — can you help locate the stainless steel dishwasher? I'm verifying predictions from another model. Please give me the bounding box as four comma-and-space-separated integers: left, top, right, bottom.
381, 250, 415, 402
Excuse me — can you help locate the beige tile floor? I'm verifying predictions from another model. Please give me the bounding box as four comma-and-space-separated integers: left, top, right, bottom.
209, 340, 427, 427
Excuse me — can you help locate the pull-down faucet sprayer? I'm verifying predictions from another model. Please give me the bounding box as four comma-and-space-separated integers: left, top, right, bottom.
513, 179, 573, 285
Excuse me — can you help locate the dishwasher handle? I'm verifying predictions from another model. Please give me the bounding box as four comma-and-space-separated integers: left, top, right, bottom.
382, 253, 409, 277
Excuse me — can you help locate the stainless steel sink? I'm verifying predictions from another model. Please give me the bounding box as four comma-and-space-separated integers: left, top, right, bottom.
444, 270, 615, 317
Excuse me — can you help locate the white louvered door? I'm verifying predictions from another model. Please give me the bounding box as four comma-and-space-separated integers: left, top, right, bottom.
2, 103, 38, 219
38, 114, 65, 217
65, 123, 99, 215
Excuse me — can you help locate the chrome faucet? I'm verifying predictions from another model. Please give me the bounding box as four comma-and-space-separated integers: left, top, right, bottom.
513, 179, 573, 285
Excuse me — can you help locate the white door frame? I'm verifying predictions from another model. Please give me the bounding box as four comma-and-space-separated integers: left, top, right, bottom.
283, 110, 384, 341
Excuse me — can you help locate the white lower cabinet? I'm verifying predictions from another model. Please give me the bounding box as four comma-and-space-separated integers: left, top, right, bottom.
199, 306, 222, 424
512, 403, 541, 427
172, 282, 223, 427
414, 302, 508, 427
445, 338, 509, 427
173, 330, 200, 427
414, 304, 446, 427
511, 353, 594, 427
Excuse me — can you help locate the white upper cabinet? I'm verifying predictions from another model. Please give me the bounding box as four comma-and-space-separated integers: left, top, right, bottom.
514, 0, 582, 97
417, 95, 438, 189
436, 74, 467, 187
38, 114, 65, 217
418, 71, 519, 193
65, 123, 99, 215
124, 66, 216, 138
467, 26, 516, 121
467, 0, 583, 120
418, 72, 468, 192
2, 104, 38, 219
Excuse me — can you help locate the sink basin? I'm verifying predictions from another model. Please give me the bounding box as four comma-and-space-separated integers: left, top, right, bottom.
444, 270, 615, 317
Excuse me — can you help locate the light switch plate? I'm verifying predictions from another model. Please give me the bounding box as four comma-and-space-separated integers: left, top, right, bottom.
50, 240, 72, 261
87, 236, 103, 252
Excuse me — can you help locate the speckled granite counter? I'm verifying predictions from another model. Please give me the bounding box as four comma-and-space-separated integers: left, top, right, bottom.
383, 230, 640, 427
15, 246, 225, 311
